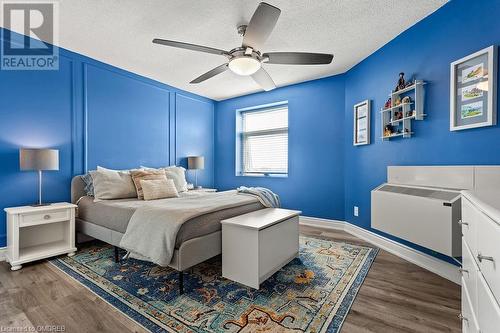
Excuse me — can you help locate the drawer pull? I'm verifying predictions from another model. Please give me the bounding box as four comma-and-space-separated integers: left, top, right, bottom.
43, 214, 51, 220
458, 314, 468, 322
477, 253, 494, 263
457, 219, 469, 226
459, 268, 469, 274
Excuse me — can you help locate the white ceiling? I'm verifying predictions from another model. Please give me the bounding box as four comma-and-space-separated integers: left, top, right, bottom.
5, 0, 447, 100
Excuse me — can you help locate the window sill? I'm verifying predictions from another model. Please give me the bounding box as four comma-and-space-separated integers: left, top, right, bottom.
236, 173, 288, 178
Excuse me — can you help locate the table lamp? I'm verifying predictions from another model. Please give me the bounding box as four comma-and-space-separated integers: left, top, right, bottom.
187, 156, 204, 189
20, 148, 59, 206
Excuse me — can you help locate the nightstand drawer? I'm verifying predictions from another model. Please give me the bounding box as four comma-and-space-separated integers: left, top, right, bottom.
20, 209, 70, 227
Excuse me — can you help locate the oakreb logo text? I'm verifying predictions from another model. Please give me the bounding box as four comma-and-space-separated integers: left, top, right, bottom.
1, 1, 59, 70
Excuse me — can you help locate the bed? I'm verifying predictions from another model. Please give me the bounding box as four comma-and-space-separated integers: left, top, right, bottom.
71, 176, 264, 293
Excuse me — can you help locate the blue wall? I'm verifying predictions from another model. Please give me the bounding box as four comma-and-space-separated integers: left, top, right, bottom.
215, 0, 500, 263
344, 0, 500, 261
0, 29, 215, 247
215, 76, 346, 220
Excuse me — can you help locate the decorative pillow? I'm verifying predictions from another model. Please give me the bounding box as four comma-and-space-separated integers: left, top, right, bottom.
164, 166, 189, 193
80, 173, 94, 196
141, 178, 179, 200
140, 166, 188, 193
130, 169, 167, 200
90, 166, 137, 200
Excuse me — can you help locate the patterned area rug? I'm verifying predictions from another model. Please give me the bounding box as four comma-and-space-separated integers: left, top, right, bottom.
50, 236, 378, 332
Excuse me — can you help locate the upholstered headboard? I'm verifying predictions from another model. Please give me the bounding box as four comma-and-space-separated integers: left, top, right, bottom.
71, 175, 86, 204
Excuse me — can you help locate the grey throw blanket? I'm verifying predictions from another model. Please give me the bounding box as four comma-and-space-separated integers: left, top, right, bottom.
119, 190, 258, 266
237, 186, 281, 208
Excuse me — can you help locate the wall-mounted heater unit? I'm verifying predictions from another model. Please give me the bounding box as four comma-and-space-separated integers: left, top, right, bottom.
372, 183, 461, 257
371, 166, 474, 258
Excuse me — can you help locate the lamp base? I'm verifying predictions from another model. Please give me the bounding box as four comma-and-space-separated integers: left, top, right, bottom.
30, 203, 52, 207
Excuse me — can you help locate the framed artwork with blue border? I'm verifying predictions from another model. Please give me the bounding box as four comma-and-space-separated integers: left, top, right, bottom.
450, 45, 497, 131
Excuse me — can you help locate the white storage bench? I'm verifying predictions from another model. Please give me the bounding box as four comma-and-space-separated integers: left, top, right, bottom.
221, 208, 301, 289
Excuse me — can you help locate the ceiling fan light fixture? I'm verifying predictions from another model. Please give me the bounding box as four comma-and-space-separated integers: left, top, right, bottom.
228, 56, 261, 76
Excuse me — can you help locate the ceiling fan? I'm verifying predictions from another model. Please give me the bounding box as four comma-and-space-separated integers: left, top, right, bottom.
152, 2, 333, 91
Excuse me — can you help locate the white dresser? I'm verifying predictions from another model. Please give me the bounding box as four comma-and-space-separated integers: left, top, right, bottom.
460, 190, 500, 332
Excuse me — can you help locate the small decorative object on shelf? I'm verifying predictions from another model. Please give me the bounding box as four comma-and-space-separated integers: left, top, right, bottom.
381, 78, 426, 140
384, 98, 392, 109
384, 125, 393, 137
395, 72, 406, 92
404, 76, 415, 88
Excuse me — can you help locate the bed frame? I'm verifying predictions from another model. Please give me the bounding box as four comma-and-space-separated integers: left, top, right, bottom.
71, 176, 223, 294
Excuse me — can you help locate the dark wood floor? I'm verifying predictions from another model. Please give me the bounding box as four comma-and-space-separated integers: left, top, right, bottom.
0, 226, 461, 332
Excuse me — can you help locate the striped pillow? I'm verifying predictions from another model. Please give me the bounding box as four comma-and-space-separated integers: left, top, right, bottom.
130, 169, 166, 200
141, 178, 179, 200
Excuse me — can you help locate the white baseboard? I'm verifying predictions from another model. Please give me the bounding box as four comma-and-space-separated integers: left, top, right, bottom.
299, 216, 461, 285
300, 216, 345, 230
0, 247, 6, 262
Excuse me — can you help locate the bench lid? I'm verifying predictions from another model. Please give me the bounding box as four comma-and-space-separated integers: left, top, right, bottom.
221, 208, 301, 230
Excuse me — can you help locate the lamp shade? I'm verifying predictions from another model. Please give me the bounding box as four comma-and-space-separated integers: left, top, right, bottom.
187, 156, 204, 170
20, 148, 59, 171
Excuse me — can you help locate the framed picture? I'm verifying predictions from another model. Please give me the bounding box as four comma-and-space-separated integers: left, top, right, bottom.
353, 100, 370, 146
450, 45, 497, 131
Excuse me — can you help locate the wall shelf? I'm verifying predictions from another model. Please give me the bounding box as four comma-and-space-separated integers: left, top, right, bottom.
381, 80, 425, 140
380, 102, 414, 112
381, 131, 414, 139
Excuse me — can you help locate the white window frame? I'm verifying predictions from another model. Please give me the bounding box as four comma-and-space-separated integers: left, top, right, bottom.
236, 102, 289, 177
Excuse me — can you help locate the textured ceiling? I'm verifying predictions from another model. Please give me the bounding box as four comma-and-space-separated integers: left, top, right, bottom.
4, 0, 447, 100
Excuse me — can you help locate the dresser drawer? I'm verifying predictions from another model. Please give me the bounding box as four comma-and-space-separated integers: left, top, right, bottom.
462, 238, 478, 318
461, 197, 478, 256
20, 209, 70, 227
477, 274, 500, 333
476, 209, 500, 302
461, 279, 480, 333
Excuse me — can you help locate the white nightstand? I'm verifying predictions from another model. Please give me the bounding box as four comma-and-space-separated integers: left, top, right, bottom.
189, 188, 217, 193
4, 202, 77, 271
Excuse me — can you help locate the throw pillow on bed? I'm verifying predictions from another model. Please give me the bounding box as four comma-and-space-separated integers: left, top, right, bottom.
90, 166, 137, 200
80, 173, 95, 196
131, 169, 167, 200
141, 178, 179, 200
141, 165, 188, 193
164, 166, 188, 192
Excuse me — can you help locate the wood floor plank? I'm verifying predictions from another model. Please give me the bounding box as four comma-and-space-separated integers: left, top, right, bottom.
0, 226, 461, 332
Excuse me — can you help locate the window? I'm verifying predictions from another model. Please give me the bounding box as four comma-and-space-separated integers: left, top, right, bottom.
237, 103, 288, 176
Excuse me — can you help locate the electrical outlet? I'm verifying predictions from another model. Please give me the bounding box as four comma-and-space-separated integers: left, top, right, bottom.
354, 206, 359, 217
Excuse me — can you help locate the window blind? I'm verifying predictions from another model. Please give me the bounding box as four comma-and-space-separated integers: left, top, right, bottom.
241, 106, 288, 174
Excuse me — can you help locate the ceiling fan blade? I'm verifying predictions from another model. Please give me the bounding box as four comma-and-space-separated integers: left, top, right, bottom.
190, 63, 228, 84
242, 2, 281, 50
251, 67, 276, 91
264, 52, 334, 65
153, 39, 228, 56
